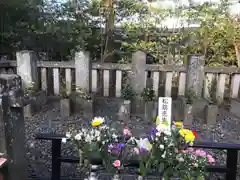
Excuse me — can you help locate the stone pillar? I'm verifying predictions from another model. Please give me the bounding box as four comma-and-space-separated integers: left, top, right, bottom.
75, 51, 91, 93
130, 51, 146, 96
185, 55, 205, 98
16, 50, 38, 89
0, 74, 27, 180
130, 51, 146, 116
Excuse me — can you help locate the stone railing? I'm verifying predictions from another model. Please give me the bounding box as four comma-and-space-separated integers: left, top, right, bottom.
1, 51, 240, 104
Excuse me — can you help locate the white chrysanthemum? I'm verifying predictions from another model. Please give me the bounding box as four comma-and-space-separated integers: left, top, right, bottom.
85, 134, 92, 142
74, 134, 82, 141
159, 144, 164, 149
95, 130, 100, 137
161, 151, 166, 158
62, 138, 67, 143
66, 132, 71, 138
112, 133, 117, 138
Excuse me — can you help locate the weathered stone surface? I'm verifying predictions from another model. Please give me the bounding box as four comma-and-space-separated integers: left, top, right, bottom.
70, 96, 93, 118
192, 99, 208, 118
0, 74, 28, 180
75, 51, 91, 93
174, 96, 186, 121
24, 104, 33, 118
185, 55, 204, 98
16, 51, 38, 89
117, 100, 131, 122
175, 97, 208, 120
183, 104, 193, 127
230, 99, 240, 117
130, 51, 146, 97
131, 98, 145, 118
130, 51, 146, 117
32, 91, 47, 112
23, 91, 47, 117
144, 101, 158, 122
204, 105, 218, 125
60, 99, 70, 117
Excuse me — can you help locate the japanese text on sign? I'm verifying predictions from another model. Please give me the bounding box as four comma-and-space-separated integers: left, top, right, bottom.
158, 97, 172, 130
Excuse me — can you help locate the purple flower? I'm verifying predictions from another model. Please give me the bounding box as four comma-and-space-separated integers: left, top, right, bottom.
108, 143, 125, 154
118, 143, 125, 149
139, 147, 148, 153
151, 127, 158, 135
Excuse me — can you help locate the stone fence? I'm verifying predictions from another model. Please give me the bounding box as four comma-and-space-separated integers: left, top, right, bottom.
0, 50, 240, 104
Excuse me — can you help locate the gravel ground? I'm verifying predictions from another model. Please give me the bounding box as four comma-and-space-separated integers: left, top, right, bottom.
25, 99, 240, 180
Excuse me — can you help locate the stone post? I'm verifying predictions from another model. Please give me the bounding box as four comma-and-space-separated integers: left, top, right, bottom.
16, 50, 38, 89
0, 74, 28, 180
130, 51, 146, 116
75, 51, 91, 93
185, 54, 205, 98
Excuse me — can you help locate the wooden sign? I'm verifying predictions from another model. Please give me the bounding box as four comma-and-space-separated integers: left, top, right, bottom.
158, 97, 172, 130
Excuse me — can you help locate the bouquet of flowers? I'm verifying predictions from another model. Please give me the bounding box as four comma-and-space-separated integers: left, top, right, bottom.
63, 116, 216, 180
133, 118, 215, 179
63, 117, 134, 174
63, 117, 119, 168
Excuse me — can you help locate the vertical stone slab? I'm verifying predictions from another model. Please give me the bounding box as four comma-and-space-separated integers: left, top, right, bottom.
0, 74, 27, 180
75, 51, 91, 93
185, 55, 204, 98
0, 96, 7, 155
16, 50, 38, 89
130, 51, 146, 96
130, 51, 146, 116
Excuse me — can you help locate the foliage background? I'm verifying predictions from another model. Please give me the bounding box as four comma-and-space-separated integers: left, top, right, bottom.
0, 0, 240, 67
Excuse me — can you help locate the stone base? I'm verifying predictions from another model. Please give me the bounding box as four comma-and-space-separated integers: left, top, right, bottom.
144, 101, 158, 122
24, 104, 33, 118
204, 104, 218, 125
131, 99, 158, 121
174, 97, 208, 121
117, 100, 131, 122
32, 91, 47, 112
192, 98, 208, 118
70, 95, 94, 118
230, 99, 240, 117
174, 96, 186, 121
60, 99, 70, 117
24, 90, 47, 117
183, 104, 193, 127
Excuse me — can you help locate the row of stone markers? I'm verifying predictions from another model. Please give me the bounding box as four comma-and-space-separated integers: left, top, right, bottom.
0, 74, 28, 180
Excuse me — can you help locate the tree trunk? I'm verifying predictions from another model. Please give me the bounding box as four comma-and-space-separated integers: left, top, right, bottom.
234, 43, 240, 67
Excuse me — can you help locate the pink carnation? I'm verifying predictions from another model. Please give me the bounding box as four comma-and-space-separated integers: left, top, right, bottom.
187, 147, 194, 152
207, 154, 215, 164
195, 149, 207, 157
113, 160, 121, 168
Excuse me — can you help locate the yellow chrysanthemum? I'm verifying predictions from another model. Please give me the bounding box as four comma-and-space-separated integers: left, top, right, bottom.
91, 117, 104, 127
175, 121, 183, 127
179, 128, 195, 145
